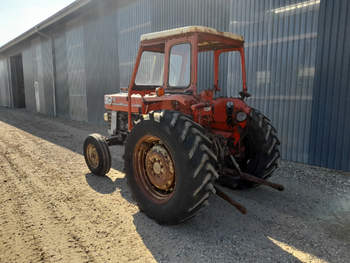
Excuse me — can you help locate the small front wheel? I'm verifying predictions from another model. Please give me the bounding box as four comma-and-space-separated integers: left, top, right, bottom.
83, 133, 111, 176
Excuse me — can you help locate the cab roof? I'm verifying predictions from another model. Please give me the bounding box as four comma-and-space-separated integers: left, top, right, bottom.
141, 26, 243, 42
140, 26, 244, 51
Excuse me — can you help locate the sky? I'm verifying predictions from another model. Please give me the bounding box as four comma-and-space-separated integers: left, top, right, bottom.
0, 0, 75, 47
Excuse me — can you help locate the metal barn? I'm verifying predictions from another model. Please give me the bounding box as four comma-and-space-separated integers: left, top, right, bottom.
0, 0, 349, 171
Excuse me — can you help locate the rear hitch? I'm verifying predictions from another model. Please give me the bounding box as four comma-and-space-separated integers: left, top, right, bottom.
214, 163, 284, 215
214, 185, 247, 214
240, 171, 284, 191
223, 167, 284, 191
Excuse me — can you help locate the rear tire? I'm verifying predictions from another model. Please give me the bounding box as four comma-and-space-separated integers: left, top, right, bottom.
220, 109, 280, 189
83, 133, 111, 176
124, 111, 217, 225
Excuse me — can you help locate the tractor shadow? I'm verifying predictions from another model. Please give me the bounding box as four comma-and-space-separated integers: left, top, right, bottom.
85, 173, 122, 195
129, 168, 350, 263
84, 150, 136, 204
84, 173, 136, 206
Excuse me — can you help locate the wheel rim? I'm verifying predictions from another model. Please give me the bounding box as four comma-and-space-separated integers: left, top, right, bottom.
133, 135, 175, 203
86, 143, 99, 169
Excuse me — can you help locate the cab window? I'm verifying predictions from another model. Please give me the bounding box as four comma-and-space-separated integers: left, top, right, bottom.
135, 51, 164, 86
169, 43, 191, 88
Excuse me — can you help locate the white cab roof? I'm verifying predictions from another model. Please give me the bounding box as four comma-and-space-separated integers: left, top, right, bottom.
140, 26, 244, 42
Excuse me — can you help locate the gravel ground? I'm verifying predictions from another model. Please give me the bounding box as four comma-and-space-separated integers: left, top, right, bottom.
0, 107, 349, 263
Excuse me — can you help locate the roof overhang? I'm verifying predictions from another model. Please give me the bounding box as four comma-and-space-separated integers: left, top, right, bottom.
0, 0, 91, 54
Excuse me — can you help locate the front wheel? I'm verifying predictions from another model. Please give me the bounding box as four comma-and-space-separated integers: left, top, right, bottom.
124, 111, 217, 225
83, 133, 111, 176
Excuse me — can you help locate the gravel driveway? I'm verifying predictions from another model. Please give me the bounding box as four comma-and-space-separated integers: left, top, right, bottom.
0, 107, 349, 263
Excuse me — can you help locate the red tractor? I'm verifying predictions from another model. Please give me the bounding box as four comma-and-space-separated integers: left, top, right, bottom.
83, 26, 282, 224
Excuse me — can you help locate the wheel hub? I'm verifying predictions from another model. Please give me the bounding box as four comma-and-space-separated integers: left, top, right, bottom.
153, 162, 161, 174
145, 144, 175, 191
86, 143, 99, 169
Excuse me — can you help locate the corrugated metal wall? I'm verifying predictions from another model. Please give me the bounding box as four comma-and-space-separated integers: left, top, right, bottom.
23, 38, 46, 114
83, 3, 120, 124
309, 0, 350, 171
33, 38, 46, 114
21, 37, 55, 115
117, 0, 152, 89
53, 26, 69, 118
228, 0, 320, 164
1, 0, 349, 170
65, 18, 88, 121
22, 43, 36, 112
40, 38, 55, 116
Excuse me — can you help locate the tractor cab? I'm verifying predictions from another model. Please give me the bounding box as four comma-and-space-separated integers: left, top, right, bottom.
105, 26, 251, 131
133, 26, 247, 96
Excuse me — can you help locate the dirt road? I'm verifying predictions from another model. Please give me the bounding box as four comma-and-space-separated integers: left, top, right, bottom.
0, 108, 349, 263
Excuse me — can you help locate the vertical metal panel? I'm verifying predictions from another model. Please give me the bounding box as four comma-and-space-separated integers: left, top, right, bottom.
83, 4, 120, 124
22, 45, 36, 112
309, 0, 350, 170
65, 18, 88, 121
53, 26, 69, 118
0, 58, 10, 107
32, 38, 47, 114
228, 0, 320, 164
40, 38, 54, 116
117, 0, 152, 89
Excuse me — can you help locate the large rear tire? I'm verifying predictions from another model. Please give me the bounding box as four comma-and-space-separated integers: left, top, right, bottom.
124, 111, 217, 225
220, 109, 280, 189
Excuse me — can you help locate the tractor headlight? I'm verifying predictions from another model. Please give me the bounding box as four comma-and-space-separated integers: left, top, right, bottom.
104, 112, 109, 122
236, 111, 247, 122
226, 101, 234, 109
104, 95, 112, 105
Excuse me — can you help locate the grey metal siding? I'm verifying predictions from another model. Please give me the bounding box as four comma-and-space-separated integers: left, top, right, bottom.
66, 18, 88, 121
83, 7, 120, 124
53, 27, 69, 118
22, 45, 36, 112
117, 0, 152, 89
309, 0, 350, 171
228, 0, 320, 164
33, 38, 47, 114
40, 38, 55, 116
0, 58, 10, 107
